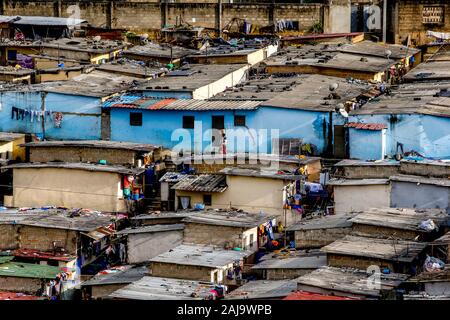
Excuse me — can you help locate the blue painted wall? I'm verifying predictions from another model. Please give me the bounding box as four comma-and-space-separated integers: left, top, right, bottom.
348, 128, 386, 160
0, 91, 101, 140
107, 106, 331, 155
348, 114, 450, 159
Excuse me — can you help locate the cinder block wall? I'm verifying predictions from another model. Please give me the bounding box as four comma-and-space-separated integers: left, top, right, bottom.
1, 1, 323, 33
0, 225, 19, 250
0, 276, 43, 294
266, 268, 312, 280
29, 147, 136, 166
150, 262, 213, 282
294, 228, 351, 249
396, 0, 450, 45
18, 226, 77, 254
327, 253, 395, 271
183, 223, 244, 248
340, 165, 400, 179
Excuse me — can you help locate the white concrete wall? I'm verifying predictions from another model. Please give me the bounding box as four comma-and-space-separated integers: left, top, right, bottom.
324, 0, 351, 33
333, 183, 391, 214
192, 65, 249, 99
127, 230, 183, 264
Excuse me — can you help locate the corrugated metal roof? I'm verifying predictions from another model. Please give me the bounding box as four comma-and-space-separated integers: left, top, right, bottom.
104, 96, 261, 111
345, 122, 387, 130
162, 99, 261, 111
107, 276, 216, 300
0, 15, 20, 24
12, 16, 87, 26
171, 174, 227, 192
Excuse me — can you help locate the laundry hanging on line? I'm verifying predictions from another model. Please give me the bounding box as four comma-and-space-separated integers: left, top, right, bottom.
11, 106, 54, 123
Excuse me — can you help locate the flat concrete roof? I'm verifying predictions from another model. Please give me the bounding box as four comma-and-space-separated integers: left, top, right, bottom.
116, 224, 184, 235
108, 276, 217, 300
227, 280, 297, 299
262, 74, 378, 112
286, 214, 355, 232
149, 244, 252, 268
252, 250, 326, 270
23, 140, 160, 152
3, 162, 145, 175
182, 210, 275, 228
133, 64, 248, 92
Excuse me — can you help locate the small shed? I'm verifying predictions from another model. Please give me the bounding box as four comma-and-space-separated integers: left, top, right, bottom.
108, 276, 220, 300
350, 208, 450, 241
251, 249, 326, 280
149, 244, 253, 284
321, 235, 428, 273
226, 280, 297, 300
390, 174, 450, 214
81, 265, 148, 300
182, 209, 275, 252
116, 224, 184, 264
327, 178, 391, 214
286, 214, 354, 249
296, 266, 410, 300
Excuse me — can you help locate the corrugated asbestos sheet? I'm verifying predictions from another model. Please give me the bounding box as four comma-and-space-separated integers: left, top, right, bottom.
171, 174, 227, 192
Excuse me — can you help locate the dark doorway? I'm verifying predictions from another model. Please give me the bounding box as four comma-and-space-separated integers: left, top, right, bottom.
211, 115, 225, 149
212, 115, 224, 130
333, 125, 348, 158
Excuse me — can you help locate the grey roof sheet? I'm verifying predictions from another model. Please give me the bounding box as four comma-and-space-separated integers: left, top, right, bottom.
134, 64, 247, 92
390, 174, 450, 187
227, 280, 297, 299
350, 208, 449, 232
211, 75, 308, 101
108, 276, 216, 300
123, 43, 197, 59
149, 244, 252, 268
262, 74, 376, 112
11, 16, 87, 26
171, 174, 228, 192
339, 41, 420, 60
116, 223, 184, 235
220, 167, 303, 180
3, 162, 145, 175
40, 70, 145, 98
159, 171, 191, 183
252, 251, 326, 270
0, 209, 117, 231
321, 235, 427, 262
297, 266, 409, 298
130, 211, 196, 221
286, 214, 355, 232
327, 178, 390, 186
81, 266, 148, 286
22, 140, 159, 152
0, 132, 25, 142
183, 210, 274, 228
335, 159, 400, 167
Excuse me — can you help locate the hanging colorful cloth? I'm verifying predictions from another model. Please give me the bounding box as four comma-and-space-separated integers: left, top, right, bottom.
53, 112, 63, 128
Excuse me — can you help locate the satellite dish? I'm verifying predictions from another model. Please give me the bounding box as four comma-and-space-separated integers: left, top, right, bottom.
339, 109, 349, 118
385, 49, 392, 59
335, 103, 348, 117
329, 83, 339, 92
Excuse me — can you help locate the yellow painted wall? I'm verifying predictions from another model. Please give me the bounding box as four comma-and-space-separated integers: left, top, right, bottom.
11, 167, 127, 212
175, 175, 296, 224
0, 136, 26, 161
